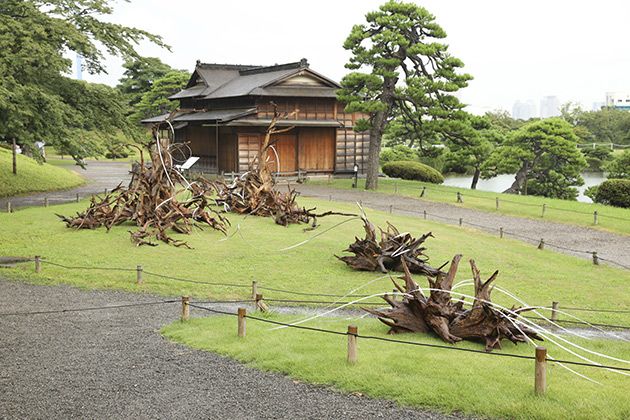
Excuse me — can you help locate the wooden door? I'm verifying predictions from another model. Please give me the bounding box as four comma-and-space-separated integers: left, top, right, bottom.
267, 133, 296, 173
298, 127, 335, 171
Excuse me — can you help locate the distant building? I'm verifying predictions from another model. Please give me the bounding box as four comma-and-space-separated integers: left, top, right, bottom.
592, 102, 605, 111
540, 96, 560, 118
75, 54, 83, 80
605, 92, 630, 110
512, 100, 537, 120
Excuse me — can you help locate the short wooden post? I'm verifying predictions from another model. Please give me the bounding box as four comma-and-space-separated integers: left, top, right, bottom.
541, 203, 546, 218
136, 265, 143, 285
7, 201, 11, 213
499, 227, 504, 238
550, 301, 559, 322
181, 296, 190, 321
34, 255, 41, 273
388, 205, 393, 214
495, 197, 499, 210
538, 239, 545, 250
255, 293, 269, 312
456, 192, 463, 203
251, 280, 258, 299
420, 186, 426, 197
394, 182, 398, 194
593, 211, 598, 225
592, 251, 599, 265
327, 174, 332, 184
329, 194, 332, 202
535, 346, 547, 396
238, 308, 246, 337
75, 193, 80, 203
458, 217, 463, 227
104, 188, 108, 195
44, 197, 49, 207
423, 210, 427, 220
347, 325, 358, 364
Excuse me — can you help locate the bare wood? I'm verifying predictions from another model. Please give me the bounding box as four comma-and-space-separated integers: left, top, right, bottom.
541, 203, 546, 218
251, 280, 258, 299
347, 325, 358, 364
34, 255, 41, 273
423, 210, 427, 220
538, 239, 545, 250
238, 307, 247, 337
456, 192, 463, 203
181, 296, 190, 321
499, 227, 504, 238
136, 265, 143, 285
592, 252, 599, 265
593, 210, 598, 225
44, 197, 49, 207
255, 293, 269, 312
459, 217, 463, 227
495, 197, 499, 210
550, 301, 559, 322
535, 346, 547, 395
75, 193, 79, 203
389, 205, 393, 214
7, 201, 11, 213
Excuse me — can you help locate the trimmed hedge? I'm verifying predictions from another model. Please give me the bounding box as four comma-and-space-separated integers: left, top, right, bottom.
592, 179, 630, 208
382, 160, 444, 184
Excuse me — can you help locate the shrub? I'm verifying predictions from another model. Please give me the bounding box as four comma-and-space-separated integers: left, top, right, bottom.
604, 150, 630, 179
380, 145, 418, 165
592, 179, 630, 208
382, 160, 444, 184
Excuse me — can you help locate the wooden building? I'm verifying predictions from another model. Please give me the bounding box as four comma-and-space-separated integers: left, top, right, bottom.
143, 59, 369, 174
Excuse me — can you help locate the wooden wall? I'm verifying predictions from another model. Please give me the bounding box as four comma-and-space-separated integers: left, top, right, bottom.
298, 128, 335, 172
256, 98, 337, 120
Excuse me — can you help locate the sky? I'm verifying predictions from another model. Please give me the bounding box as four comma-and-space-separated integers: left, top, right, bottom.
83, 0, 630, 115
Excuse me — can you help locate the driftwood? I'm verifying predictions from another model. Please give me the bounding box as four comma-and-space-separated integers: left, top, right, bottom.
366, 257, 543, 351
58, 136, 228, 248
337, 215, 444, 276
215, 103, 354, 227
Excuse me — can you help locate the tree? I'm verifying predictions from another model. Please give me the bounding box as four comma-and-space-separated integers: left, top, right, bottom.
482, 118, 587, 199
0, 0, 167, 166
337, 1, 471, 189
117, 57, 175, 109
130, 70, 190, 124
484, 110, 524, 132
605, 150, 630, 179
446, 115, 504, 189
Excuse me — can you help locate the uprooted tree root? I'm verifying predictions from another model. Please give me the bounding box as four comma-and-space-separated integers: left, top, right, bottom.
337, 215, 443, 277
365, 257, 543, 351
58, 137, 228, 248
214, 104, 355, 228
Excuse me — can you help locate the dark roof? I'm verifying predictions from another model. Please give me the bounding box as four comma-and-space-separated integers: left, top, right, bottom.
141, 108, 257, 124
169, 59, 340, 100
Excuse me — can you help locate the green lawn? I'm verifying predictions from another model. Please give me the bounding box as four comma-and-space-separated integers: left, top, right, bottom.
309, 178, 630, 236
0, 148, 85, 197
0, 197, 628, 326
163, 314, 630, 420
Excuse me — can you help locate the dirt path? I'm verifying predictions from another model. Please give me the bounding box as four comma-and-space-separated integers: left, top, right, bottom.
0, 279, 469, 419
295, 184, 630, 269
0, 160, 131, 211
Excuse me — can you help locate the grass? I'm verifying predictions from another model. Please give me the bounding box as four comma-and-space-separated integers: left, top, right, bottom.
309, 178, 630, 236
0, 197, 628, 326
162, 314, 630, 420
0, 148, 84, 197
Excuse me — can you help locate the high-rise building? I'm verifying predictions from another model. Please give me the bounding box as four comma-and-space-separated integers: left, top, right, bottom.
512, 100, 537, 120
605, 92, 630, 110
540, 96, 560, 118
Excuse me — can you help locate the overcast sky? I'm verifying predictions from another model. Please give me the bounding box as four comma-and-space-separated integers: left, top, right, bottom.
84, 0, 630, 114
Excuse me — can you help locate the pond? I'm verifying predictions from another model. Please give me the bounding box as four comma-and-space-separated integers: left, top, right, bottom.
442, 172, 607, 203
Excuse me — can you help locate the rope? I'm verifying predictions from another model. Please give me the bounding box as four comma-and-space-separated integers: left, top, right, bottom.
41, 260, 136, 272
142, 271, 251, 289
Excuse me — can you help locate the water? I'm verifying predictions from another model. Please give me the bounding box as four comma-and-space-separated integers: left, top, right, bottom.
443, 173, 607, 203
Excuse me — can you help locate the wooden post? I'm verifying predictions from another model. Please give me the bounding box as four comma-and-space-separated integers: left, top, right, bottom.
255, 293, 269, 312
181, 296, 190, 321
251, 280, 258, 299
550, 301, 559, 322
394, 182, 398, 194
6, 201, 11, 213
458, 217, 463, 227
499, 227, 504, 239
420, 186, 426, 197
136, 265, 143, 285
34, 255, 41, 273
538, 239, 545, 250
495, 197, 499, 210
104, 188, 108, 195
456, 192, 463, 203
389, 205, 393, 214
593, 211, 598, 225
44, 197, 49, 207
535, 346, 547, 396
347, 325, 358, 364
238, 308, 246, 337
541, 203, 546, 218
75, 193, 80, 203
592, 251, 599, 265
327, 174, 331, 184
12, 138, 17, 175
329, 194, 332, 202
423, 210, 427, 220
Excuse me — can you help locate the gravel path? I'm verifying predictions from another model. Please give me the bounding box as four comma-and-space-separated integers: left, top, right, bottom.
0, 279, 469, 419
295, 184, 630, 269
0, 160, 131, 211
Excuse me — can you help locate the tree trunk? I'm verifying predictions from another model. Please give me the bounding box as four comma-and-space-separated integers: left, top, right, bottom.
12, 138, 17, 175
365, 76, 397, 190
470, 167, 480, 189
503, 162, 529, 194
